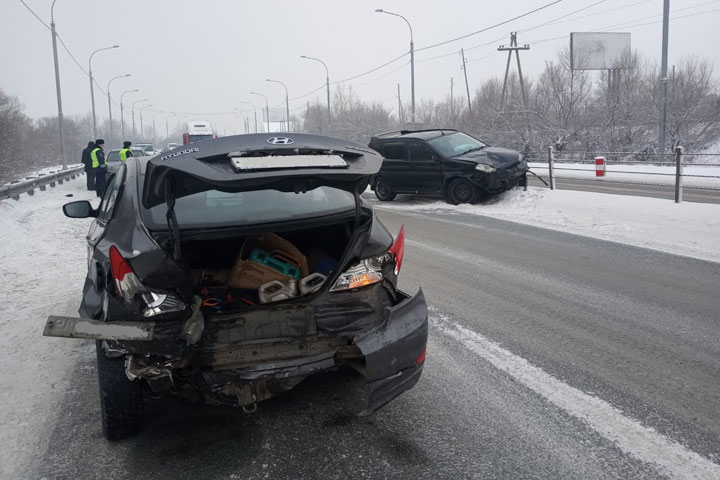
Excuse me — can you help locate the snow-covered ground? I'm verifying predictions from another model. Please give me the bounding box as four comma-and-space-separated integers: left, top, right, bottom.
366, 187, 720, 263
0, 177, 95, 478
528, 162, 720, 188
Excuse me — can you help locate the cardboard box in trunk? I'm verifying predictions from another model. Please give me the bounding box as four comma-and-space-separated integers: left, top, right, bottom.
228, 233, 309, 289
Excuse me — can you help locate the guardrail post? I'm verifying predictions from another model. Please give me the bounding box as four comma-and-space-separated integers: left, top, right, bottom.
674, 145, 684, 203
547, 145, 556, 190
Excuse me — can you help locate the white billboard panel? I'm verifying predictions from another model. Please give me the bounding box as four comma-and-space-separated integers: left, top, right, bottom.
570, 32, 631, 70
262, 108, 287, 123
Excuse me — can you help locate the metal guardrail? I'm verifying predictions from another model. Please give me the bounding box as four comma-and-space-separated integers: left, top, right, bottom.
540, 146, 720, 203
0, 165, 85, 201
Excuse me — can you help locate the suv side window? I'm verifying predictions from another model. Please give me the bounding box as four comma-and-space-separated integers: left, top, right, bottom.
408, 143, 435, 161
380, 142, 407, 160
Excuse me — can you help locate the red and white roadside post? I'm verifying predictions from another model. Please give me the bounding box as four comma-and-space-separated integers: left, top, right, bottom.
595, 156, 606, 177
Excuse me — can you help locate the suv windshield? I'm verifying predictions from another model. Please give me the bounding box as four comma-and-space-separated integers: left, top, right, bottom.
144, 186, 356, 229
427, 132, 487, 157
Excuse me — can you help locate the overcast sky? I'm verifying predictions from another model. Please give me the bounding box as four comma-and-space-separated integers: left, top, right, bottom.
2, 0, 719, 136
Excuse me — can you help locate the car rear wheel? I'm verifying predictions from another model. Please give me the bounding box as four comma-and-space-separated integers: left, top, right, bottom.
446, 178, 478, 205
374, 178, 397, 201
96, 341, 144, 440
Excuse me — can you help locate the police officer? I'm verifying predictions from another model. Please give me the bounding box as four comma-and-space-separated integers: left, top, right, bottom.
119, 141, 134, 162
90, 139, 107, 197
81, 141, 96, 190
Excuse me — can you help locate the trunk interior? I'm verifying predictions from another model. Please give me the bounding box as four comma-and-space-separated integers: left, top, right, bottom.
178, 220, 358, 314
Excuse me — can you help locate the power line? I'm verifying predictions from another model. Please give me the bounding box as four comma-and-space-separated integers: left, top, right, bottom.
17, 0, 50, 30
332, 51, 409, 85
415, 0, 565, 53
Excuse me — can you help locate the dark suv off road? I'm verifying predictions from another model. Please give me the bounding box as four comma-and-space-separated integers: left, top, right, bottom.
45, 134, 428, 440
368, 129, 527, 204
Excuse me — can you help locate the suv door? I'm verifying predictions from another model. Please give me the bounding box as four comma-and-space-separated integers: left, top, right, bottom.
376, 141, 412, 192
407, 142, 442, 193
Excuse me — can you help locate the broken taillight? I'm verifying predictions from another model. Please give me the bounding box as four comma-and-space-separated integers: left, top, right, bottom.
109, 245, 144, 304
330, 226, 406, 292
388, 225, 405, 275
108, 245, 186, 317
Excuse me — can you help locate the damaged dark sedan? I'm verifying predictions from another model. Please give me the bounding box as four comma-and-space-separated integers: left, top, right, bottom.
44, 134, 428, 440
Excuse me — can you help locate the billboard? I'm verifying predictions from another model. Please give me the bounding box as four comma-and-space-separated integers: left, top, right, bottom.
262, 108, 287, 123
570, 32, 631, 70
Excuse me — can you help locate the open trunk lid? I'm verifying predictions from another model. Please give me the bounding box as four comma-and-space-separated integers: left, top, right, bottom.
142, 133, 382, 209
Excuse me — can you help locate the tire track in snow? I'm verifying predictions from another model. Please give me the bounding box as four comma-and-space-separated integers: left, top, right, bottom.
431, 311, 720, 479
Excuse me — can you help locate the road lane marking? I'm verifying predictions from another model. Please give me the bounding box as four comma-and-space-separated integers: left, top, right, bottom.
432, 313, 720, 479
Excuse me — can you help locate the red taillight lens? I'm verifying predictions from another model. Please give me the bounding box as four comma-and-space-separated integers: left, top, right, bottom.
389, 225, 405, 275
109, 245, 133, 283
416, 347, 426, 365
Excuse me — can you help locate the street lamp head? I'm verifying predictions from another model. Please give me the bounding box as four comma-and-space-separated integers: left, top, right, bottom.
124, 74, 131, 77
375, 9, 384, 12
300, 55, 308, 59
113, 45, 120, 48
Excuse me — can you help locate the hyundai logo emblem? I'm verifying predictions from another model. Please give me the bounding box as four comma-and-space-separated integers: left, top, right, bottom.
266, 137, 295, 145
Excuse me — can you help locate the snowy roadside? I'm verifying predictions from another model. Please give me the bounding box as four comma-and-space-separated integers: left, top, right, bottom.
0, 178, 95, 478
528, 162, 720, 188
2, 164, 84, 186
366, 187, 720, 264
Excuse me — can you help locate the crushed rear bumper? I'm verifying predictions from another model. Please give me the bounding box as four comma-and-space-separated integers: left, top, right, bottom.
354, 288, 428, 413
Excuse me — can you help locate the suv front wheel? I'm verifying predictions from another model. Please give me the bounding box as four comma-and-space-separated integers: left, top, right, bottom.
446, 178, 478, 205
96, 341, 144, 440
374, 177, 397, 201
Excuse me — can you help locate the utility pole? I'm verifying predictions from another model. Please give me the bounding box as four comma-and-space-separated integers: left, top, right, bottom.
50, 0, 66, 169
450, 77, 454, 125
498, 32, 530, 109
460, 49, 472, 115
658, 0, 670, 154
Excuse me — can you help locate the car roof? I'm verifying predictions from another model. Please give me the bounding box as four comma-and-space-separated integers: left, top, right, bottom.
370, 129, 459, 142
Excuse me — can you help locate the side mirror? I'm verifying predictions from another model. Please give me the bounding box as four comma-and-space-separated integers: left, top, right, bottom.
63, 200, 97, 218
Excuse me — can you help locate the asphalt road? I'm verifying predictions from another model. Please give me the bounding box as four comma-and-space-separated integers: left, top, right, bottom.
29, 207, 720, 479
527, 175, 720, 204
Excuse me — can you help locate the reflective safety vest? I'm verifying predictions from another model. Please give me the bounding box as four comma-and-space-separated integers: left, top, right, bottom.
90, 147, 102, 168
119, 148, 132, 162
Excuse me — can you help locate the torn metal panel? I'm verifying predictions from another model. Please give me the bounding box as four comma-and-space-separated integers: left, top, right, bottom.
43, 316, 154, 341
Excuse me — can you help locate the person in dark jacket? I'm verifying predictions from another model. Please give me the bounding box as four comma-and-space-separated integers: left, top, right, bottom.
81, 141, 95, 190
90, 139, 107, 197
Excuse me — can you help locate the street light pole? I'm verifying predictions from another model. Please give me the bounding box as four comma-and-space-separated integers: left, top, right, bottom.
376, 9, 415, 125
139, 104, 151, 140
165, 113, 176, 140
266, 79, 290, 132
50, 0, 66, 169
107, 73, 131, 146
131, 98, 148, 138
120, 89, 138, 141
88, 45, 119, 138
152, 111, 163, 145
658, 0, 670, 154
251, 92, 270, 133
240, 101, 258, 133
301, 55, 331, 128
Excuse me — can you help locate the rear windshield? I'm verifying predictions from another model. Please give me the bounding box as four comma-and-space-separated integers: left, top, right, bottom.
143, 187, 355, 229
188, 134, 213, 143
106, 151, 120, 163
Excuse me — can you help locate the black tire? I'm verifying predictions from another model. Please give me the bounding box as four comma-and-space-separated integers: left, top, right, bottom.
374, 178, 397, 201
446, 178, 478, 205
96, 341, 144, 440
